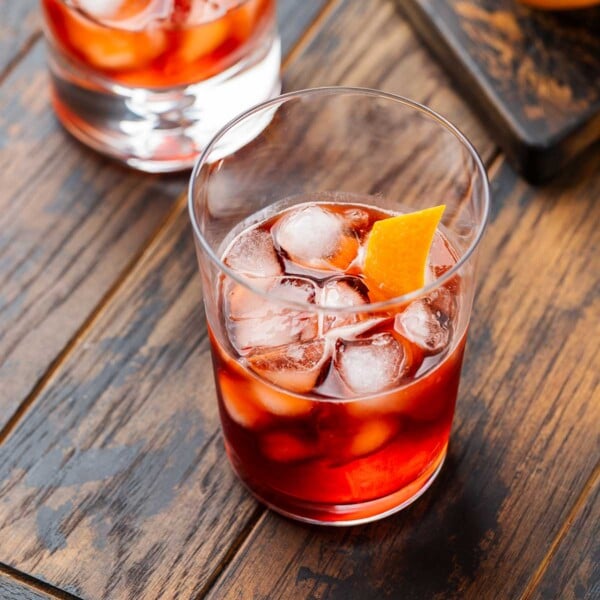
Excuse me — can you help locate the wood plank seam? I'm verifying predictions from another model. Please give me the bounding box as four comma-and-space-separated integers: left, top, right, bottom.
518, 460, 600, 600
0, 192, 188, 446
280, 0, 344, 71
0, 562, 82, 600
0, 32, 42, 87
193, 504, 265, 600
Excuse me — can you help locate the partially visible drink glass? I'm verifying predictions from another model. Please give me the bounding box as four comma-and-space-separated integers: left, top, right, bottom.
189, 88, 490, 524
41, 0, 280, 171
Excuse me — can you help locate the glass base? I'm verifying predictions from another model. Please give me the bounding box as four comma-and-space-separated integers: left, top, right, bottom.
227, 445, 447, 526
47, 36, 281, 172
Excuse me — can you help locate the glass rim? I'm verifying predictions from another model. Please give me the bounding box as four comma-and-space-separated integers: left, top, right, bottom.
188, 86, 491, 314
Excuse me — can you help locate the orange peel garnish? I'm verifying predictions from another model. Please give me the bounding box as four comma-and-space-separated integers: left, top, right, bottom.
364, 205, 446, 298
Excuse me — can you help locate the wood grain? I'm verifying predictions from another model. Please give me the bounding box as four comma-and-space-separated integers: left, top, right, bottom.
282, 0, 493, 163
0, 1, 496, 598
399, 0, 600, 182
205, 151, 600, 599
530, 467, 600, 600
0, 213, 261, 599
0, 1, 40, 78
277, 0, 332, 57
0, 574, 55, 600
0, 0, 329, 434
0, 41, 186, 430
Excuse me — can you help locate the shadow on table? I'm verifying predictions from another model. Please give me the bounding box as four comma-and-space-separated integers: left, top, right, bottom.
282, 446, 508, 599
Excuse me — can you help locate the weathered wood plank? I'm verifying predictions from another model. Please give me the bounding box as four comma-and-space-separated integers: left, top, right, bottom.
0, 214, 260, 600
0, 573, 55, 600
277, 0, 331, 57
530, 468, 600, 600
0, 2, 40, 77
0, 41, 186, 429
0, 0, 327, 433
0, 1, 496, 597
205, 151, 600, 599
282, 0, 493, 162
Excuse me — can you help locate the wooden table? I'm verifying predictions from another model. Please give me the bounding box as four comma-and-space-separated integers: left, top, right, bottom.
0, 1, 598, 598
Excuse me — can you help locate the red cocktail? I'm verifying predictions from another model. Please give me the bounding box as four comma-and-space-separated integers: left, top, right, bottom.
210, 201, 465, 522
41, 0, 280, 171
188, 88, 490, 524
42, 0, 275, 87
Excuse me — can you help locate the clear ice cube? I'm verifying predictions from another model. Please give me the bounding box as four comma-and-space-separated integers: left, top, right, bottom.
247, 339, 326, 393
274, 205, 358, 270
226, 277, 318, 353
340, 207, 370, 237
224, 227, 282, 278
334, 333, 405, 395
320, 275, 369, 331
75, 0, 126, 17
260, 431, 317, 463
394, 296, 451, 354
321, 276, 369, 309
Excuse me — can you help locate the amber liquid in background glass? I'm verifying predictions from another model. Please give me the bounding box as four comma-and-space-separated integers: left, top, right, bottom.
211, 201, 466, 523
42, 0, 275, 87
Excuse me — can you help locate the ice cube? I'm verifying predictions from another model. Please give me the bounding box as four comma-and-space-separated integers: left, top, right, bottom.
65, 12, 167, 70
247, 340, 326, 394
324, 317, 388, 342
428, 285, 457, 319
185, 0, 242, 24
429, 232, 457, 278
75, 0, 169, 28
218, 371, 266, 429
177, 19, 230, 63
320, 276, 369, 331
75, 0, 125, 17
341, 207, 370, 237
334, 333, 405, 395
394, 298, 451, 354
321, 276, 369, 309
274, 205, 358, 270
226, 277, 318, 353
261, 431, 317, 463
349, 418, 397, 457
224, 227, 282, 278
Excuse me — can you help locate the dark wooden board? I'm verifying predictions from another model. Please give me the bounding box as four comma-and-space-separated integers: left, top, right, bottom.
532, 469, 600, 600
206, 151, 600, 599
0, 2, 40, 77
0, 0, 329, 435
0, 0, 496, 597
398, 0, 600, 183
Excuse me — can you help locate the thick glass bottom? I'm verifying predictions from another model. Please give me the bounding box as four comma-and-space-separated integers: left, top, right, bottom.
226, 443, 447, 526
47, 36, 281, 172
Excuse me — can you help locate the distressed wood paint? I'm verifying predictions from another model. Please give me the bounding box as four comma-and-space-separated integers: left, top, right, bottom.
399, 0, 600, 182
